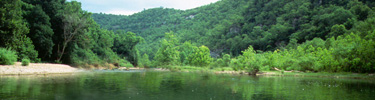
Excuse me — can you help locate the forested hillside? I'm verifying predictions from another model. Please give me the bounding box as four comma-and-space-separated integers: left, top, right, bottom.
1, 0, 141, 67
2, 0, 375, 73
93, 0, 375, 73
93, 0, 375, 57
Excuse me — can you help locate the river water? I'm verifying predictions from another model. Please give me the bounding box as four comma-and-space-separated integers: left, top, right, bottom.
0, 70, 374, 100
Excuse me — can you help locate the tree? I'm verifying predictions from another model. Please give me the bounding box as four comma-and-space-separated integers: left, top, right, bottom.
57, 1, 90, 62
112, 31, 143, 66
188, 45, 213, 67
241, 46, 260, 75
22, 0, 67, 61
0, 0, 38, 61
327, 24, 348, 38
349, 1, 372, 21
139, 54, 151, 67
22, 4, 54, 60
221, 54, 231, 67
179, 41, 195, 65
154, 32, 180, 66
87, 24, 118, 63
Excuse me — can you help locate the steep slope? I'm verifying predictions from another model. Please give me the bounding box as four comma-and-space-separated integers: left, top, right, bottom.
92, 0, 375, 59
93, 0, 249, 58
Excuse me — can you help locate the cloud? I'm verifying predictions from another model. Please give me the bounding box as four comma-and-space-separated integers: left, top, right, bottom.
68, 0, 219, 15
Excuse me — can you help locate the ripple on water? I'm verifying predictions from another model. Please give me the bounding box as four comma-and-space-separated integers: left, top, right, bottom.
0, 71, 374, 100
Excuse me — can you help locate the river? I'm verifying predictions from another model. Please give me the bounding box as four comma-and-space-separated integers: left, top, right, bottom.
0, 70, 374, 100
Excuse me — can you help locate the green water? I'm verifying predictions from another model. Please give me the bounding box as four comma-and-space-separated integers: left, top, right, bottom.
0, 70, 374, 100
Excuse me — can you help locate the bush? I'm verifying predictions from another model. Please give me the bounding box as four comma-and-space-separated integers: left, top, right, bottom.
124, 63, 134, 68
22, 59, 30, 66
117, 58, 132, 67
222, 54, 231, 67
0, 48, 18, 65
187, 45, 213, 67
216, 58, 224, 67
139, 54, 151, 68
70, 48, 100, 66
119, 63, 126, 67
247, 62, 260, 75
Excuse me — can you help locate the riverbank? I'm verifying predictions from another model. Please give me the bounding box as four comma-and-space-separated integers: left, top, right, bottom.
213, 70, 375, 80
0, 62, 82, 75
160, 66, 375, 80
2, 63, 374, 80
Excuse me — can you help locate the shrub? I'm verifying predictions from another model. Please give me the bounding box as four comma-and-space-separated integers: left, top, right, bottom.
125, 63, 134, 68
222, 54, 231, 67
247, 62, 260, 75
70, 48, 100, 65
139, 54, 151, 68
119, 63, 127, 67
208, 60, 217, 69
188, 45, 213, 67
215, 58, 223, 67
117, 58, 133, 67
241, 46, 260, 75
22, 59, 30, 66
0, 48, 18, 65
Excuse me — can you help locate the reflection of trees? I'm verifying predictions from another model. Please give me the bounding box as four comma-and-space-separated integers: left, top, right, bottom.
161, 74, 184, 92
0, 76, 74, 99
140, 72, 163, 93
1, 73, 375, 100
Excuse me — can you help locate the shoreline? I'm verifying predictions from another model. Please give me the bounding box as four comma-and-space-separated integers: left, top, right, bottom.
171, 67, 375, 80
1, 63, 374, 80
0, 62, 82, 75
161, 66, 375, 80
212, 70, 375, 80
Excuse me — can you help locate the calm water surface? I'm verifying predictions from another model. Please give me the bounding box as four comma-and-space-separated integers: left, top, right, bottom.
0, 70, 374, 100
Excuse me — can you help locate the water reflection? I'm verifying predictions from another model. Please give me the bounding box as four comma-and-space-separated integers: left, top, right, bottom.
0, 71, 374, 100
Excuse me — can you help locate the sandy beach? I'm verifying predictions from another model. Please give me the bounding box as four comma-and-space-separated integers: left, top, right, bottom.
0, 62, 81, 75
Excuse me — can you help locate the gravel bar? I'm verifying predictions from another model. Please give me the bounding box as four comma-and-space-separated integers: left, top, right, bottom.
0, 62, 81, 75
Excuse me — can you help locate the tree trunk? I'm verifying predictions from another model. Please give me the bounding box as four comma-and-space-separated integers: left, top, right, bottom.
57, 42, 68, 62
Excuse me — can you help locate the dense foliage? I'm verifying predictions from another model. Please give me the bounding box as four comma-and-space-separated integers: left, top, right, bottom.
2, 0, 375, 73
0, 0, 142, 67
0, 48, 18, 65
93, 0, 375, 57
0, 0, 38, 61
93, 0, 375, 73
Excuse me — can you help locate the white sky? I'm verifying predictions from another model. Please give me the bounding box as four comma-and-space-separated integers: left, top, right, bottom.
68, 0, 219, 15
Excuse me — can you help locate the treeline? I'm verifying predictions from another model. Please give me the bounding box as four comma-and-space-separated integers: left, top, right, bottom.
139, 22, 375, 73
0, 0, 142, 67
95, 0, 375, 73
93, 0, 375, 58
